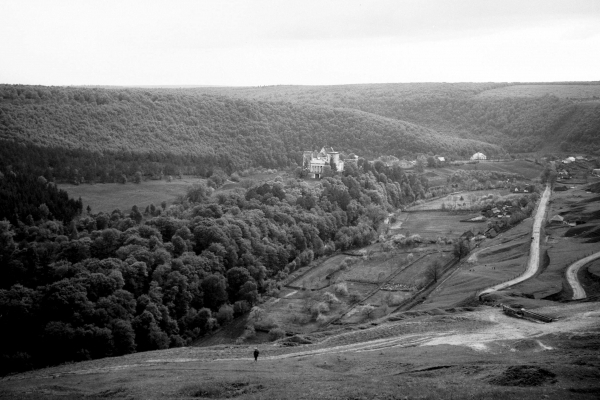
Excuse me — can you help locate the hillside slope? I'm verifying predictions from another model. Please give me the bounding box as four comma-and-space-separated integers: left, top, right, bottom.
193, 82, 600, 154
0, 85, 501, 175
1, 303, 599, 399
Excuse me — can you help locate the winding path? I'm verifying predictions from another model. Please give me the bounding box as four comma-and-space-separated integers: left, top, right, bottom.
566, 252, 600, 300
478, 184, 551, 296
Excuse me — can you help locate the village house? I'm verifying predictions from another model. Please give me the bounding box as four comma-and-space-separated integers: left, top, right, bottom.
470, 152, 487, 161
303, 147, 345, 179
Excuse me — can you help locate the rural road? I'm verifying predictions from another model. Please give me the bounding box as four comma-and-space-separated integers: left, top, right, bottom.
566, 251, 600, 300
479, 184, 551, 296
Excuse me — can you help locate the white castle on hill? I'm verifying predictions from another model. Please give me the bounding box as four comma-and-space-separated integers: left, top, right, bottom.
302, 147, 349, 178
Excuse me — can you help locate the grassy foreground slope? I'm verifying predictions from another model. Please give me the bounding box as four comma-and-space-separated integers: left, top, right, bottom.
196, 82, 600, 154
0, 85, 501, 172
1, 302, 599, 400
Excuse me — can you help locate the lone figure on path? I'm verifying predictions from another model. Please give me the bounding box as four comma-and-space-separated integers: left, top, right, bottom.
253, 348, 259, 362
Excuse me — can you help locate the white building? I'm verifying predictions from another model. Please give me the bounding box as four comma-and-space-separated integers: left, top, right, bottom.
470, 152, 487, 161
303, 147, 345, 178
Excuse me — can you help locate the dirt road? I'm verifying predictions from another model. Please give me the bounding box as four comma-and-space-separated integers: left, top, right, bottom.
566, 251, 600, 300
479, 184, 551, 296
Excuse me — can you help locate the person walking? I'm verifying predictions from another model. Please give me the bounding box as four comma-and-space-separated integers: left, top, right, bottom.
253, 348, 259, 362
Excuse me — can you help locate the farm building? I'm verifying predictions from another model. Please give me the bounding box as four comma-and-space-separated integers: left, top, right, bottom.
593, 169, 600, 176
470, 152, 487, 160
303, 147, 345, 179
550, 215, 564, 224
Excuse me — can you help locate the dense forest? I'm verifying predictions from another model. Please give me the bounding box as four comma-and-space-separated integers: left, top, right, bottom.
0, 161, 430, 374
195, 82, 600, 154
0, 84, 505, 182
0, 170, 82, 225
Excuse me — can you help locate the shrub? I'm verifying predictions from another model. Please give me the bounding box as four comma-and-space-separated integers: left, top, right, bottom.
268, 328, 285, 341
349, 293, 362, 304
387, 294, 404, 306
310, 302, 329, 318
316, 313, 329, 324
361, 305, 376, 319
216, 304, 234, 325
322, 292, 340, 304
240, 179, 256, 189
334, 282, 349, 296
233, 300, 251, 315
243, 324, 256, 339
230, 172, 241, 182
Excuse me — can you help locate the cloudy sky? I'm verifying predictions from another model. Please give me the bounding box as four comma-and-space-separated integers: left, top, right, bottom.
1, 0, 599, 86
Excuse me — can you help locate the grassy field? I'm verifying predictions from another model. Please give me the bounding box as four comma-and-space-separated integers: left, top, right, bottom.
390, 252, 449, 287
408, 189, 512, 211
476, 84, 600, 99
59, 176, 207, 213
290, 254, 347, 290
338, 252, 407, 283
396, 211, 489, 239
421, 160, 544, 193
439, 160, 544, 180
415, 218, 535, 310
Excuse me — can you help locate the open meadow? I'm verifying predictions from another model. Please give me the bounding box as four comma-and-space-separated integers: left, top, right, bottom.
407, 189, 513, 211
58, 176, 207, 213
395, 211, 489, 239
424, 160, 544, 182
449, 160, 544, 180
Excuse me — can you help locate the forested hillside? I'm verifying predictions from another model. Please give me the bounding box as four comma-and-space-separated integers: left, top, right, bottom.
194, 82, 600, 154
0, 161, 429, 374
0, 85, 502, 182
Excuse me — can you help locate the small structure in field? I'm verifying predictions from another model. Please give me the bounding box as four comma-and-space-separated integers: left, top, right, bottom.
470, 152, 487, 161
549, 215, 564, 224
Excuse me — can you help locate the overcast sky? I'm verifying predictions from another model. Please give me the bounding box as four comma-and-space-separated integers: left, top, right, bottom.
1, 0, 599, 86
